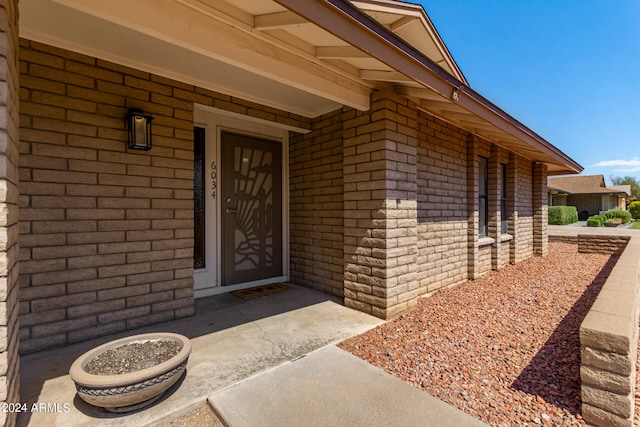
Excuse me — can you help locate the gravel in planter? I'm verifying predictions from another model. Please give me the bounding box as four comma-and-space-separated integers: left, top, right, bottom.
85, 340, 182, 376
339, 243, 618, 426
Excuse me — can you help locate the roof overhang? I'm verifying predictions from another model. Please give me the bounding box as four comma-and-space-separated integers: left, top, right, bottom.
548, 187, 629, 196
19, 0, 582, 175
275, 0, 582, 175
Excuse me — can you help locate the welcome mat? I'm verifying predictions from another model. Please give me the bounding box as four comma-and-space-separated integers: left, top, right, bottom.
230, 283, 291, 300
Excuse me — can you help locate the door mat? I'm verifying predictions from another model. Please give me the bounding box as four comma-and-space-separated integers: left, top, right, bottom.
230, 283, 291, 300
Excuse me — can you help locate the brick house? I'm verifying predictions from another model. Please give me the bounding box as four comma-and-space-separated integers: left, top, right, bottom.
0, 0, 582, 421
548, 175, 630, 219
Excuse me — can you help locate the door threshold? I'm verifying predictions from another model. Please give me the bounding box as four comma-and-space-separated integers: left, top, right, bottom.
194, 276, 288, 299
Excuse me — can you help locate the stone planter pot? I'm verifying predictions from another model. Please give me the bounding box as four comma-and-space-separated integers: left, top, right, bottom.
69, 333, 191, 412
604, 221, 621, 227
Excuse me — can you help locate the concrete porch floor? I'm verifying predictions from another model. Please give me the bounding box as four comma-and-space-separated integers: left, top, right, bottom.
18, 285, 383, 426
18, 284, 487, 427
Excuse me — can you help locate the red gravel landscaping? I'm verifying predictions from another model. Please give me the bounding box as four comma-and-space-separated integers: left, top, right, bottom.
339, 242, 619, 426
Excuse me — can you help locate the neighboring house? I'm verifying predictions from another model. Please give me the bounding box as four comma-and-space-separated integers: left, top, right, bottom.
548, 175, 630, 219
0, 0, 582, 419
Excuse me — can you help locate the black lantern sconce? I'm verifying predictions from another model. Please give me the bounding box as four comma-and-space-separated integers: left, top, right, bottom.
126, 109, 153, 150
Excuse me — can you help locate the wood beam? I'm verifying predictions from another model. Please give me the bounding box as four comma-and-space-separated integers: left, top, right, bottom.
254, 11, 307, 29
458, 119, 500, 132
360, 70, 412, 82
394, 86, 444, 101
389, 16, 416, 32
54, 0, 372, 110
420, 100, 469, 115
315, 46, 369, 59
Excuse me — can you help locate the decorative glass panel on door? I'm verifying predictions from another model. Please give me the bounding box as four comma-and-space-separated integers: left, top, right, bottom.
221, 132, 282, 285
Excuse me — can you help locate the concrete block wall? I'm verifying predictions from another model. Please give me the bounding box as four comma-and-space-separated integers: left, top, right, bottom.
466, 135, 480, 278
514, 156, 534, 262
18, 40, 309, 353
289, 108, 344, 296
294, 90, 550, 319
467, 136, 494, 277
489, 145, 511, 270
500, 236, 512, 266
18, 40, 196, 353
549, 235, 578, 244
507, 153, 519, 263
0, 1, 21, 425
342, 90, 419, 319
533, 163, 548, 257
580, 235, 638, 427
488, 145, 501, 269
578, 235, 630, 255
472, 145, 537, 277
16, 38, 553, 343
477, 245, 492, 275
415, 111, 467, 294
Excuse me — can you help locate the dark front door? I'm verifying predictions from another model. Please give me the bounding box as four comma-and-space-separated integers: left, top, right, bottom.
221, 132, 282, 286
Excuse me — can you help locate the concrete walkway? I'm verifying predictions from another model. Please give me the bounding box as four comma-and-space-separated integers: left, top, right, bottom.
18, 284, 486, 426
549, 223, 640, 237
212, 346, 485, 427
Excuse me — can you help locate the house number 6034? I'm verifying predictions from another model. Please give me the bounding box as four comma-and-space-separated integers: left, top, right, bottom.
210, 161, 217, 199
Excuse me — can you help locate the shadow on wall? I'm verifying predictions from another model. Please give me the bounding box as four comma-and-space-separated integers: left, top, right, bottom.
510, 255, 619, 415
17, 285, 338, 426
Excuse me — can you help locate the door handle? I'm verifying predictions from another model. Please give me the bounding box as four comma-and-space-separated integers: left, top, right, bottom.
226, 207, 238, 214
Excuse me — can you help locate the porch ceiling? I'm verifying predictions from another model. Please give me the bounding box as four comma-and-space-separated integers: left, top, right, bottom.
19, 0, 581, 174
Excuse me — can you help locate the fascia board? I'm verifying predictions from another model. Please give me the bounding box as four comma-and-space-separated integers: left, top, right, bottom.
275, 0, 582, 174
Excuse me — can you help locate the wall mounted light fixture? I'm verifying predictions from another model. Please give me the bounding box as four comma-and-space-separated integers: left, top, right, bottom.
126, 109, 153, 150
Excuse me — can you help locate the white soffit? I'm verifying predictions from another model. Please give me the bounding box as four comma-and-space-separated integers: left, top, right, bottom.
19, 0, 366, 117
351, 0, 466, 83
20, 0, 468, 119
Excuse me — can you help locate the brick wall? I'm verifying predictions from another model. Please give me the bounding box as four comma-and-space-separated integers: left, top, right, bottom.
17, 37, 553, 343
339, 90, 548, 317
343, 90, 419, 319
580, 235, 639, 427
477, 245, 492, 275
468, 136, 494, 277
416, 112, 467, 294
533, 163, 548, 257
578, 235, 629, 255
18, 40, 196, 353
0, 1, 21, 425
489, 145, 511, 269
289, 108, 344, 296
18, 40, 309, 353
500, 237, 512, 266
514, 157, 534, 262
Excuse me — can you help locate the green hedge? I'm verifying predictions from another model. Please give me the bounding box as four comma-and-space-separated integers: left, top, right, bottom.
587, 215, 609, 227
587, 217, 603, 227
605, 209, 631, 224
548, 206, 578, 225
594, 215, 607, 224
629, 201, 640, 219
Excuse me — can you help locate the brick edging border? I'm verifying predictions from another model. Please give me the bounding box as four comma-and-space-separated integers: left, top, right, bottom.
559, 234, 639, 427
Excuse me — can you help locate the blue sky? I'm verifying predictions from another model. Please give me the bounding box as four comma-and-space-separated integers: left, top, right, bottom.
420, 0, 640, 184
